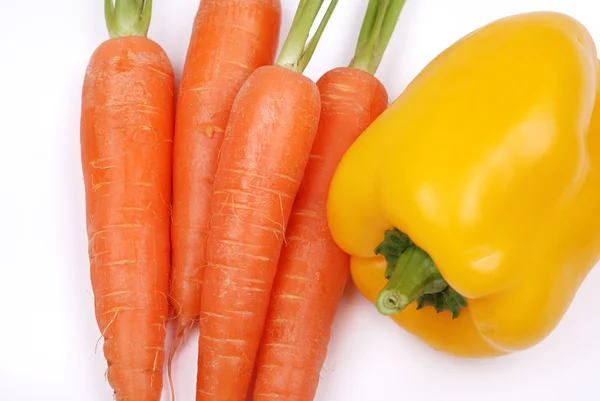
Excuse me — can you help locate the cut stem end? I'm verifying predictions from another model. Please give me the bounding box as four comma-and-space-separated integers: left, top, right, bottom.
377, 290, 409, 315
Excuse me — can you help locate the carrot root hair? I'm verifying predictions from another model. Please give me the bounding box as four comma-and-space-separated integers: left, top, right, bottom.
167, 320, 190, 401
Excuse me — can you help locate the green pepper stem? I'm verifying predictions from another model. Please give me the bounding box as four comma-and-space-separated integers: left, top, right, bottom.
105, 0, 152, 38
375, 228, 468, 318
376, 246, 448, 315
276, 0, 339, 73
349, 0, 407, 74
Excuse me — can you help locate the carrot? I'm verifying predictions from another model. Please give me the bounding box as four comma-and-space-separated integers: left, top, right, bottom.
196, 1, 339, 400
252, 1, 406, 400
80, 1, 173, 400
169, 0, 281, 375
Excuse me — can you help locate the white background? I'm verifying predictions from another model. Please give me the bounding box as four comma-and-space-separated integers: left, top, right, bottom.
1, 0, 599, 400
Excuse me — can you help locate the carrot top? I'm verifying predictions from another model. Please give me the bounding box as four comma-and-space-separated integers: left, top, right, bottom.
104, 0, 153, 38
350, 0, 407, 74
276, 0, 339, 73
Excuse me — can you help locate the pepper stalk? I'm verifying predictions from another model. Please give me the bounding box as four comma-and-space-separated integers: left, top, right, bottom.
375, 228, 468, 318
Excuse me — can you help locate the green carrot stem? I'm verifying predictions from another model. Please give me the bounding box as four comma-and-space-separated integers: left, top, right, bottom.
354, 0, 380, 56
105, 0, 152, 38
350, 0, 407, 74
276, 0, 340, 73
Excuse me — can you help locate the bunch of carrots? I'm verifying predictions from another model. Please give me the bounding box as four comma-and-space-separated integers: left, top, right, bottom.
80, 0, 407, 400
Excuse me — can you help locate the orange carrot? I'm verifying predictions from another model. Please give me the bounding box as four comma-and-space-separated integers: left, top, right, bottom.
169, 0, 281, 370
196, 1, 339, 400
253, 2, 406, 400
80, 1, 173, 400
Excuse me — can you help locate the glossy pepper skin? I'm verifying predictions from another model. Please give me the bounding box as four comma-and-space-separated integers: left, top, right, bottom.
327, 11, 600, 357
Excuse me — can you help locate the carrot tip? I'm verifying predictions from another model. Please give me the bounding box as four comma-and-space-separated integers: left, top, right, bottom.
167, 320, 191, 401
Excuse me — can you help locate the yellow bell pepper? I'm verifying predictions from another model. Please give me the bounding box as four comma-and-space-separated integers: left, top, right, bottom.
327, 11, 600, 358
